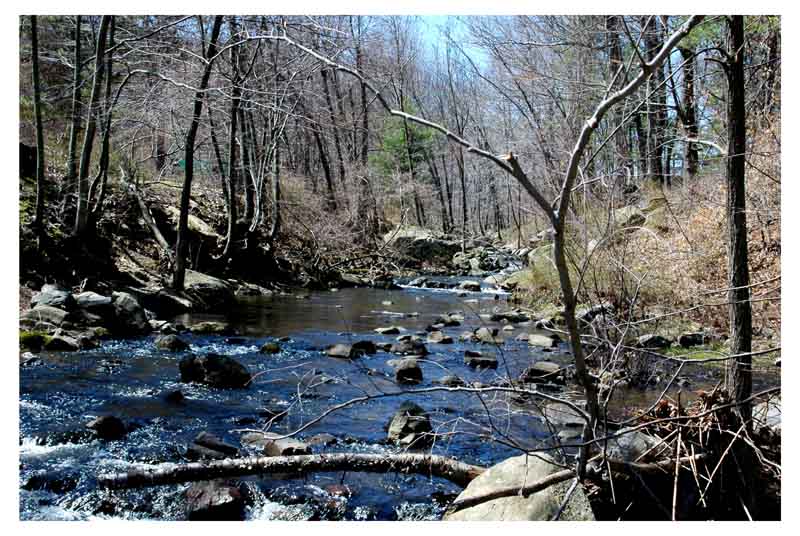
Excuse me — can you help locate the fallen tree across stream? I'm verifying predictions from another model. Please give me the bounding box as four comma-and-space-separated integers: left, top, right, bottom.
97, 452, 486, 490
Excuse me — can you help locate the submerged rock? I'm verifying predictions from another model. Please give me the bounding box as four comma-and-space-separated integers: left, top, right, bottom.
186, 481, 245, 521
444, 454, 595, 520
179, 354, 252, 389
22, 470, 79, 494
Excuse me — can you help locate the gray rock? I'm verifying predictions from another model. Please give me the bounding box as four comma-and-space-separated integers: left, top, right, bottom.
426, 331, 453, 344
241, 432, 311, 456
20, 305, 69, 330
308, 433, 338, 447
434, 375, 465, 387
74, 291, 112, 311
183, 270, 235, 310
111, 291, 149, 335
193, 431, 239, 456
43, 334, 80, 351
155, 334, 190, 352
474, 327, 502, 345
31, 284, 75, 310
179, 354, 252, 389
390, 339, 428, 356
326, 343, 359, 359
391, 358, 423, 384
189, 321, 231, 335
528, 333, 558, 348
435, 313, 462, 327
444, 454, 595, 520
520, 361, 564, 384
186, 481, 245, 521
603, 429, 669, 462
458, 280, 482, 292
464, 351, 498, 370
387, 402, 432, 447
375, 326, 401, 335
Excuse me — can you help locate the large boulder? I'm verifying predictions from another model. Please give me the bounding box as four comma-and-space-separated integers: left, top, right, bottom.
183, 270, 235, 310
387, 401, 433, 447
124, 286, 193, 316
20, 305, 70, 331
384, 226, 460, 264
444, 454, 595, 521
111, 291, 149, 335
528, 333, 558, 348
179, 354, 252, 389
602, 429, 669, 462
185, 481, 245, 521
43, 334, 80, 351
31, 284, 76, 310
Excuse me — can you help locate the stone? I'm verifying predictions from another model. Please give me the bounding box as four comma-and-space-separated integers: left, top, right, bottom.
179, 354, 252, 389
155, 334, 190, 352
384, 226, 461, 263
260, 342, 281, 354
375, 326, 401, 335
490, 311, 530, 323
520, 361, 564, 384
325, 343, 358, 359
426, 331, 453, 344
164, 390, 185, 404
183, 270, 235, 310
20, 305, 69, 330
434, 375, 465, 387
185, 481, 245, 521
464, 351, 498, 370
308, 433, 338, 447
387, 402, 432, 447
189, 321, 231, 335
636, 334, 672, 349
351, 340, 377, 355
444, 454, 595, 521
85, 415, 127, 441
528, 333, 558, 348
408, 277, 429, 287
241, 432, 311, 456
435, 313, 462, 327
391, 358, 423, 384
457, 280, 482, 292
74, 291, 112, 311
111, 291, 149, 335
22, 470, 79, 494
678, 332, 707, 348
474, 326, 502, 345
193, 431, 239, 456
604, 429, 669, 462
390, 339, 428, 356
43, 334, 80, 351
31, 284, 76, 310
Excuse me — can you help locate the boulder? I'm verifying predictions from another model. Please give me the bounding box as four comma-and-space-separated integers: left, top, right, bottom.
678, 332, 707, 348
260, 342, 281, 354
474, 327, 502, 345
435, 313, 463, 327
22, 470, 79, 494
520, 361, 564, 384
241, 432, 311, 456
408, 277, 429, 287
391, 358, 423, 384
434, 375, 465, 387
43, 334, 80, 351
192, 431, 239, 457
390, 339, 428, 356
85, 415, 127, 441
528, 334, 558, 348
603, 429, 668, 462
351, 340, 377, 355
183, 270, 235, 310
576, 301, 614, 325
386, 402, 433, 447
325, 343, 359, 359
179, 354, 252, 389
185, 481, 245, 521
636, 334, 672, 349
189, 321, 231, 335
155, 334, 190, 352
444, 454, 595, 520
384, 226, 461, 263
457, 280, 482, 292
31, 284, 76, 310
125, 286, 194, 316
375, 326, 401, 335
111, 291, 149, 335
426, 331, 453, 344
74, 291, 112, 312
464, 351, 498, 370
20, 305, 70, 330
490, 311, 530, 323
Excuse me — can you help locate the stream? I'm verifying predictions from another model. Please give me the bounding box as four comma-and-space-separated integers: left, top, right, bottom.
18, 278, 771, 520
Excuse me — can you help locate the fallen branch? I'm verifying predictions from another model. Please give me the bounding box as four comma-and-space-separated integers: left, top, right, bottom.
97, 452, 485, 490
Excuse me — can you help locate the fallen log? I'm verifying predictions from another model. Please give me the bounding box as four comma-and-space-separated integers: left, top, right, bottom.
98, 452, 485, 490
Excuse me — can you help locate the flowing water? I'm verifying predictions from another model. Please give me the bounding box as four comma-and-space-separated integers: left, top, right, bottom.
18, 278, 774, 520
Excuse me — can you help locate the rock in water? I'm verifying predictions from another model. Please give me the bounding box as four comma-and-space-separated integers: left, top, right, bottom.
457, 280, 482, 292
183, 270, 235, 310
43, 334, 80, 351
464, 351, 498, 370
444, 454, 595, 521
111, 291, 149, 335
391, 358, 423, 384
85, 415, 127, 441
155, 334, 190, 352
241, 432, 311, 456
189, 321, 231, 335
375, 326, 401, 335
186, 481, 245, 521
387, 402, 433, 447
520, 361, 564, 384
426, 331, 453, 344
179, 354, 252, 388
260, 342, 281, 354
390, 339, 428, 356
527, 334, 558, 348
474, 326, 502, 345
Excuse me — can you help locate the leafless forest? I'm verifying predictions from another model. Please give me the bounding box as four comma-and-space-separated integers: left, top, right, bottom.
19, 15, 780, 521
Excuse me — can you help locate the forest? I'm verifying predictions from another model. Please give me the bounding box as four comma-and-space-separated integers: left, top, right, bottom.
18, 14, 780, 521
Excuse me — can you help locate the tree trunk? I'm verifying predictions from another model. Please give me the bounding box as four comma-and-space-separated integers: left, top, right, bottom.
73, 15, 111, 237
88, 16, 116, 215
172, 15, 223, 291
679, 45, 699, 179
30, 15, 46, 234
65, 15, 82, 188
321, 68, 347, 186
222, 85, 241, 258
98, 452, 485, 490
724, 15, 753, 425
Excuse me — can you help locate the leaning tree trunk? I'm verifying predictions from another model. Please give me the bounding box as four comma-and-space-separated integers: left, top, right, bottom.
30, 15, 46, 234
172, 15, 223, 291
73, 15, 111, 237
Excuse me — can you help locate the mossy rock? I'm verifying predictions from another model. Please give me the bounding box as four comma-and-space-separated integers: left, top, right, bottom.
260, 342, 281, 355
20, 330, 51, 351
